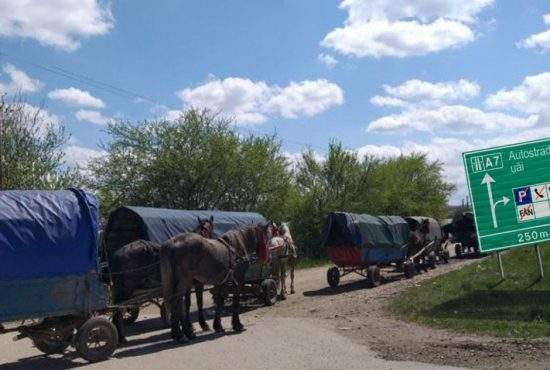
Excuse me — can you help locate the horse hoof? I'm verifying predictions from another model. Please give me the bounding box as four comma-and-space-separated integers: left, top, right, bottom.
200, 323, 211, 332
279, 294, 286, 301
290, 289, 295, 294
174, 334, 189, 344
214, 325, 225, 333
233, 323, 244, 332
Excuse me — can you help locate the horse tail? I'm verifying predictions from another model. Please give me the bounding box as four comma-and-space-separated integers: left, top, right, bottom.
160, 241, 175, 314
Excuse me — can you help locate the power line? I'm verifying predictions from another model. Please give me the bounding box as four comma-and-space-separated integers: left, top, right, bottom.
0, 51, 159, 105
0, 51, 328, 153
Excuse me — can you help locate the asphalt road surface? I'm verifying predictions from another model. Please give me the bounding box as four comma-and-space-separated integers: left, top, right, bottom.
0, 315, 460, 370
0, 257, 470, 370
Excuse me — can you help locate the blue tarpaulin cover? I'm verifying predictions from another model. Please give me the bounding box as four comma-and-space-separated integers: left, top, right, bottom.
103, 206, 266, 259
0, 189, 99, 281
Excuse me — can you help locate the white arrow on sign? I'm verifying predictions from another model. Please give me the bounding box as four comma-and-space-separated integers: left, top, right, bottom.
481, 173, 510, 228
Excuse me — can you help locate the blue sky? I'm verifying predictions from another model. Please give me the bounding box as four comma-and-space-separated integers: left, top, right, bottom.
0, 0, 549, 203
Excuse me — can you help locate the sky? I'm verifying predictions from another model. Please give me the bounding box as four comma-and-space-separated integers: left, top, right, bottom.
0, 0, 548, 204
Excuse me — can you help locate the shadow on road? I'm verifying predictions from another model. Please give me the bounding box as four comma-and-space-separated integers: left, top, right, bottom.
0, 352, 85, 370
0, 297, 266, 369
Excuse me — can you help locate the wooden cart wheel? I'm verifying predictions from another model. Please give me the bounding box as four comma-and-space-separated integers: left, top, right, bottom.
366, 265, 381, 288
403, 261, 415, 279
123, 307, 140, 325
32, 338, 69, 355
327, 266, 340, 287
261, 279, 278, 306
75, 317, 118, 363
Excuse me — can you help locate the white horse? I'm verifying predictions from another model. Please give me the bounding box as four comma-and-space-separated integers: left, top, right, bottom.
268, 222, 297, 299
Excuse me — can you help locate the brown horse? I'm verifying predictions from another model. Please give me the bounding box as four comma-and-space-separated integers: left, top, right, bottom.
160, 223, 270, 343
111, 216, 215, 343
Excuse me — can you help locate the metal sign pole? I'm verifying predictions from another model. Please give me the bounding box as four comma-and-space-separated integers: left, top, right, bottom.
497, 252, 505, 279
0, 105, 3, 190
535, 245, 544, 279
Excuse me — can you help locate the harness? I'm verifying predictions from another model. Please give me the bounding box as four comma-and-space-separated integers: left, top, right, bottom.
217, 237, 253, 286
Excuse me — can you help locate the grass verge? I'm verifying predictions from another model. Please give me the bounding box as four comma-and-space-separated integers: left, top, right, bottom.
391, 245, 550, 338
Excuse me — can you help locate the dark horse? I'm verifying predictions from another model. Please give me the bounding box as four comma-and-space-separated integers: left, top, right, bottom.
406, 218, 432, 272
160, 223, 269, 343
111, 216, 214, 343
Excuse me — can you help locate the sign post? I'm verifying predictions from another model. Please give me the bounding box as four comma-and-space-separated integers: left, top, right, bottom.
463, 138, 550, 276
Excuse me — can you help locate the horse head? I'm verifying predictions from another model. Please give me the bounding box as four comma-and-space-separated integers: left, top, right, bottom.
408, 219, 430, 256
196, 216, 214, 238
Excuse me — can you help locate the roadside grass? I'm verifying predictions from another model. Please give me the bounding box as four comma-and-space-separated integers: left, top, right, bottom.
391, 245, 550, 338
295, 257, 330, 270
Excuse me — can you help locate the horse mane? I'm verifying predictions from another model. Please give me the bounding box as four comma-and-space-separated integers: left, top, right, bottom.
220, 224, 261, 256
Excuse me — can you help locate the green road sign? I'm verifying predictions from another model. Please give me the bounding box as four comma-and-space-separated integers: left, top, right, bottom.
463, 138, 550, 253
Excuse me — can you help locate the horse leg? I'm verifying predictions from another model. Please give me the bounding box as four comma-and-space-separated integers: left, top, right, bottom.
290, 260, 295, 294
170, 292, 187, 343
195, 283, 210, 331
280, 261, 287, 300
112, 309, 128, 344
212, 286, 225, 333
178, 280, 195, 340
184, 290, 193, 336
231, 283, 244, 332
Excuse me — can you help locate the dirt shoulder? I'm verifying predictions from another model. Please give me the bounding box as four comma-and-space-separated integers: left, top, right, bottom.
250, 259, 550, 369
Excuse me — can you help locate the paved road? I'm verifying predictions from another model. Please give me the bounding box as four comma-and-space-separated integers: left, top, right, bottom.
0, 314, 460, 370
0, 256, 469, 370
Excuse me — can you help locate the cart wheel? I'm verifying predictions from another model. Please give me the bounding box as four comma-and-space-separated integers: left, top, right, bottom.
366, 265, 381, 288
160, 302, 171, 329
455, 244, 463, 258
403, 262, 415, 279
427, 252, 437, 269
32, 338, 69, 355
75, 317, 118, 363
261, 279, 278, 306
327, 267, 340, 287
123, 307, 140, 325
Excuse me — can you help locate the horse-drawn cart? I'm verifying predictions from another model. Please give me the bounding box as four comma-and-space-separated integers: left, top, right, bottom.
324, 212, 414, 288
101, 206, 276, 325
0, 189, 119, 362
323, 212, 443, 288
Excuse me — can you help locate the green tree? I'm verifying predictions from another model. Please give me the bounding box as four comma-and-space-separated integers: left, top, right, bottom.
88, 109, 294, 220
369, 154, 455, 218
291, 142, 378, 257
290, 142, 454, 258
0, 98, 77, 190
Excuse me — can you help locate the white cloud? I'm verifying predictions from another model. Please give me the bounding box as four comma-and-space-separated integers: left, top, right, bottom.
0, 64, 42, 94
518, 14, 550, 51
19, 103, 59, 126
371, 79, 480, 108
367, 105, 538, 133
177, 77, 343, 124
64, 145, 106, 170
318, 53, 338, 69
164, 109, 183, 121
485, 72, 550, 120
48, 87, 105, 108
266, 80, 344, 119
322, 0, 493, 58
75, 109, 111, 125
0, 0, 114, 51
